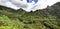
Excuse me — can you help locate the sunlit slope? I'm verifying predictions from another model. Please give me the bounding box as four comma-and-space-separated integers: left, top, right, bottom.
0, 2, 60, 29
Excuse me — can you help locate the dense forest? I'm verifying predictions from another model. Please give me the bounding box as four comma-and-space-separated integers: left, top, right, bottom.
0, 2, 60, 29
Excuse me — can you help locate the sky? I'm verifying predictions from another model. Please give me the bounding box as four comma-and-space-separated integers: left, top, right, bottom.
0, 0, 60, 12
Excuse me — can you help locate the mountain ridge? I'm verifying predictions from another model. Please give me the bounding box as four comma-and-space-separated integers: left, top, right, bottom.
0, 2, 60, 29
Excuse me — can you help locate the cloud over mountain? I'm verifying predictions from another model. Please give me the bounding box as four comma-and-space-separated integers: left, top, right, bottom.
0, 0, 60, 12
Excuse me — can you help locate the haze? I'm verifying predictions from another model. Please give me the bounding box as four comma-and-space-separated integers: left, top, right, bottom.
0, 0, 60, 12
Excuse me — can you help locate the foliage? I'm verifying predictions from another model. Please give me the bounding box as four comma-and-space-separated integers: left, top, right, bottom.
0, 2, 60, 29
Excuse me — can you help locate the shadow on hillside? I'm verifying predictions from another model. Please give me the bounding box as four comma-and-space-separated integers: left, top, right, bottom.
47, 2, 60, 19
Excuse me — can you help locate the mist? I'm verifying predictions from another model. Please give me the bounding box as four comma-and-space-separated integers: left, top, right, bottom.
0, 0, 60, 12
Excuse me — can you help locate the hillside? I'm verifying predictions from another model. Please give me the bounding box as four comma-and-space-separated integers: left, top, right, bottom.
0, 2, 60, 29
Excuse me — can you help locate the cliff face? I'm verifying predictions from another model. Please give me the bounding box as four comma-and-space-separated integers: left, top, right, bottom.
0, 2, 60, 29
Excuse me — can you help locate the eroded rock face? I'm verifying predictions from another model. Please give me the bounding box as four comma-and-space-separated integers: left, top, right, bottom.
0, 0, 60, 12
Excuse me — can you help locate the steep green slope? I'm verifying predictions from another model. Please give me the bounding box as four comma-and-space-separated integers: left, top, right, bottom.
0, 2, 60, 29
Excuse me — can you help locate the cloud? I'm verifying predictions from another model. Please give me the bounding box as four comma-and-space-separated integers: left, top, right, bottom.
0, 0, 60, 12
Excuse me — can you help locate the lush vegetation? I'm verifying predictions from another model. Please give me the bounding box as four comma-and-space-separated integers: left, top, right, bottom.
0, 2, 60, 29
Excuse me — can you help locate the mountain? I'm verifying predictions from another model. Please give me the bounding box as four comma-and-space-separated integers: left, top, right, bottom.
0, 2, 60, 29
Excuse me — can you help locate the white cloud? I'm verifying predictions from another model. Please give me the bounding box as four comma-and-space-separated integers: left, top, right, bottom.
0, 0, 60, 12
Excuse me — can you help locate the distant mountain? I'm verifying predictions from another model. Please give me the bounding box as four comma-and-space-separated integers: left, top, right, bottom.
0, 2, 60, 29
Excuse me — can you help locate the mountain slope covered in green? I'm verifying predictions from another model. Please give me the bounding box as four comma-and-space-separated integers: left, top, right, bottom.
0, 2, 60, 29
